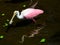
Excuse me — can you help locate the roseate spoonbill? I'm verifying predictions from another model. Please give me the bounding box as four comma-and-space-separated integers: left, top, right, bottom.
9, 1, 44, 24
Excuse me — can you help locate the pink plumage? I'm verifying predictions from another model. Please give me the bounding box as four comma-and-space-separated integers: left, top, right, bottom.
23, 8, 44, 19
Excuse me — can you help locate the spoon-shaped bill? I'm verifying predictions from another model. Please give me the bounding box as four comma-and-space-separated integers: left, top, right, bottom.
9, 12, 16, 24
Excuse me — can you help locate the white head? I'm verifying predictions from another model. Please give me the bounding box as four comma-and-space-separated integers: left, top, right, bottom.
14, 10, 24, 19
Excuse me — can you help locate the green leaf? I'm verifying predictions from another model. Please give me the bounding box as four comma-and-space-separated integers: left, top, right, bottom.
23, 5, 26, 7
2, 13, 5, 16
40, 38, 46, 43
0, 35, 4, 38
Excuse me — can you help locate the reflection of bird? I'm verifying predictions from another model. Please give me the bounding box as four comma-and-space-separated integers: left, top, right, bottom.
9, 1, 44, 24
19, 26, 45, 43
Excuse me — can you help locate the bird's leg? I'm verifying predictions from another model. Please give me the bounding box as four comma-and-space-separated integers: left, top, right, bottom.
32, 18, 36, 23
9, 12, 16, 24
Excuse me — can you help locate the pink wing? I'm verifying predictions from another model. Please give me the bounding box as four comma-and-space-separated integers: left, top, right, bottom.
24, 9, 44, 19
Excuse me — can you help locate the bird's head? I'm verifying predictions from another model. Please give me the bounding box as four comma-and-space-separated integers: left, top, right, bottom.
9, 11, 19, 25
14, 10, 24, 19
14, 10, 19, 15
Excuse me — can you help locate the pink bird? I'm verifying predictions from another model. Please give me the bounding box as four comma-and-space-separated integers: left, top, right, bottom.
9, 1, 44, 24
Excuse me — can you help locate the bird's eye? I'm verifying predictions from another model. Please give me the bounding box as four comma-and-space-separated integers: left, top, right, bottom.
15, 13, 17, 15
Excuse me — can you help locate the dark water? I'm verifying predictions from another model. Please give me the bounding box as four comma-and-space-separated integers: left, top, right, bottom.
0, 0, 60, 45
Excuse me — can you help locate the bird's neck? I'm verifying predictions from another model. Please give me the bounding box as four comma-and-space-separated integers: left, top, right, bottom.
16, 11, 24, 19
16, 11, 20, 17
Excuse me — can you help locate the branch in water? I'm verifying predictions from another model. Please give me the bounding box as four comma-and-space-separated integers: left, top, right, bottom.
29, 0, 33, 5
19, 35, 27, 43
19, 25, 45, 43
28, 26, 45, 37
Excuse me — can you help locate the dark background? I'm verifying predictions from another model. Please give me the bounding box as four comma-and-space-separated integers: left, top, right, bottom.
0, 0, 60, 45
